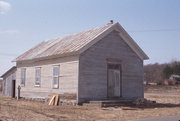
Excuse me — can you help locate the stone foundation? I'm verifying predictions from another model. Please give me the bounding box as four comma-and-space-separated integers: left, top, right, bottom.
19, 93, 78, 105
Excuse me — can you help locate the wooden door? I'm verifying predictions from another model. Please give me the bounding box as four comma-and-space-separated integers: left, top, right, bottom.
12, 80, 16, 98
108, 64, 121, 98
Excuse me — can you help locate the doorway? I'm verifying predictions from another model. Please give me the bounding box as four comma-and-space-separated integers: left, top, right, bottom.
12, 80, 16, 98
107, 64, 122, 98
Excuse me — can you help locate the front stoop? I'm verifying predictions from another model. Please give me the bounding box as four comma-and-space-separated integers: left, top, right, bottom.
83, 99, 134, 108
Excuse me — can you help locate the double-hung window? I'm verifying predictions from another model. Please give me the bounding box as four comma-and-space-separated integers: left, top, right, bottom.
21, 68, 26, 86
53, 66, 59, 89
35, 67, 41, 87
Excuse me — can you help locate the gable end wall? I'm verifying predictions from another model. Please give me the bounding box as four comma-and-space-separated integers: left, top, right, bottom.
2, 69, 16, 97
78, 31, 144, 103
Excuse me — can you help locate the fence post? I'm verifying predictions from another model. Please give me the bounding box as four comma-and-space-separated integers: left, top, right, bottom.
17, 85, 21, 100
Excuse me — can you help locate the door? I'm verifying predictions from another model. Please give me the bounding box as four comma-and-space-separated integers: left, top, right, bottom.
107, 64, 121, 98
12, 80, 16, 98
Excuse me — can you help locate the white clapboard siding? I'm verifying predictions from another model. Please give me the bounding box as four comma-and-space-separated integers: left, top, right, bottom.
2, 69, 16, 97
16, 55, 79, 98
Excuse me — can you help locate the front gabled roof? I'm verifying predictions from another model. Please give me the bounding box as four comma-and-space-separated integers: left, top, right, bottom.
14, 22, 149, 62
1, 66, 16, 78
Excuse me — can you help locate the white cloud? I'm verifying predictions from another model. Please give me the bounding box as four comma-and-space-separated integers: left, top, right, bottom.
0, 30, 20, 34
0, 1, 11, 15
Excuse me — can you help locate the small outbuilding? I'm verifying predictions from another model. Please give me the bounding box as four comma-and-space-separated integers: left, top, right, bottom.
2, 22, 149, 104
1, 66, 17, 97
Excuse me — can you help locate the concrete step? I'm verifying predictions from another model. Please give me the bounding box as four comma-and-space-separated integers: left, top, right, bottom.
102, 103, 133, 107
83, 99, 134, 108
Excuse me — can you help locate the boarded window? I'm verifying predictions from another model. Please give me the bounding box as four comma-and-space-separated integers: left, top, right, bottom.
53, 66, 59, 88
21, 68, 26, 86
35, 67, 41, 86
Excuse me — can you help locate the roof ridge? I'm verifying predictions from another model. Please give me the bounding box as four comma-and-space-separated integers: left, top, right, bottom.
44, 23, 115, 43
33, 23, 115, 59
13, 22, 149, 62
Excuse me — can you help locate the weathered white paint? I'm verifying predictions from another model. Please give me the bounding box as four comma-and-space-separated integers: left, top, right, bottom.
79, 23, 149, 60
2, 68, 16, 97
2, 24, 147, 105
108, 68, 121, 97
16, 55, 79, 98
78, 30, 144, 103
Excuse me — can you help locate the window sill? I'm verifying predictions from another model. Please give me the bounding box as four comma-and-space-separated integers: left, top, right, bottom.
34, 85, 40, 87
52, 87, 59, 89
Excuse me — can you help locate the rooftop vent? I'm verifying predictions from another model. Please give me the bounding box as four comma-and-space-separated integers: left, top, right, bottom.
107, 20, 114, 25
110, 20, 113, 24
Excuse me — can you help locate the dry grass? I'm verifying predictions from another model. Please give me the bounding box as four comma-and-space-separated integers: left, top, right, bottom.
144, 85, 180, 93
0, 86, 180, 121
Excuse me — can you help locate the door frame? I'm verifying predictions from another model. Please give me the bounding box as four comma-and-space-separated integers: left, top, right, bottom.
107, 63, 122, 98
12, 80, 16, 98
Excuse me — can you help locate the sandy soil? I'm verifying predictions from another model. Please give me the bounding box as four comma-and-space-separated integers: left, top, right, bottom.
0, 86, 180, 121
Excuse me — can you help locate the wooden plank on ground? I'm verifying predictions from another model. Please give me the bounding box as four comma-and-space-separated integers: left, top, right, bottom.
54, 94, 59, 106
49, 95, 56, 105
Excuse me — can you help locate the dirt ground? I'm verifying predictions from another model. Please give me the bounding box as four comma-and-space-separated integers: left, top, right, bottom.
144, 85, 180, 93
0, 86, 180, 121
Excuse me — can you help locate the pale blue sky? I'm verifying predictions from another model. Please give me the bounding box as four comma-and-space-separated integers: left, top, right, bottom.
0, 0, 180, 75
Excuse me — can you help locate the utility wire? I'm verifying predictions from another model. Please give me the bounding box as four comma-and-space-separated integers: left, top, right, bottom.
128, 28, 180, 33
0, 28, 180, 57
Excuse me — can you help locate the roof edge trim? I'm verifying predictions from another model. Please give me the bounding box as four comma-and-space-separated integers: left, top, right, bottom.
79, 22, 149, 60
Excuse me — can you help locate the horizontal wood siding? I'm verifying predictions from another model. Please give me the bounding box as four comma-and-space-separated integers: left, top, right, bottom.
79, 30, 144, 103
2, 69, 16, 97
16, 56, 79, 98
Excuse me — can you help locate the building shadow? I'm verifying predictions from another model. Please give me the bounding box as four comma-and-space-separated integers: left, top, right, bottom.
132, 103, 180, 109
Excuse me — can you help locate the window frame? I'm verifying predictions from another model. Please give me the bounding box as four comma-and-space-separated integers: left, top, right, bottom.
20, 68, 26, 86
35, 67, 41, 87
52, 65, 60, 89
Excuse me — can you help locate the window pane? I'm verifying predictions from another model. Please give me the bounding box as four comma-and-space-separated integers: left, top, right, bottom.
53, 66, 59, 76
35, 67, 41, 86
53, 77, 59, 88
35, 80, 40, 86
53, 77, 58, 84
21, 68, 26, 85
53, 66, 59, 88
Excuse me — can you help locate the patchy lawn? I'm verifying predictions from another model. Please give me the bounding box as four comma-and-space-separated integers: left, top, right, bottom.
0, 86, 180, 121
